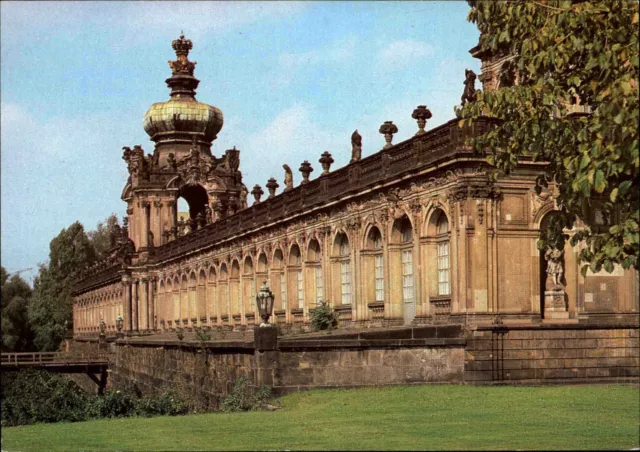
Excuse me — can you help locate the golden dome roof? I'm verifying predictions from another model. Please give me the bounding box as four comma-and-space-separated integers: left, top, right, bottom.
143, 99, 223, 143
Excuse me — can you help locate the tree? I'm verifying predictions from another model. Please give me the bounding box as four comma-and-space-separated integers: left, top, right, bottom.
458, 0, 639, 275
28, 222, 97, 351
87, 213, 121, 258
1, 266, 36, 352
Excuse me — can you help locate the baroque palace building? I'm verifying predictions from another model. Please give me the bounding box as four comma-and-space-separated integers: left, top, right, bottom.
72, 34, 638, 338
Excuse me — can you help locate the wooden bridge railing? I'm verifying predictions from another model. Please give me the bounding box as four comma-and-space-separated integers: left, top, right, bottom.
0, 352, 111, 366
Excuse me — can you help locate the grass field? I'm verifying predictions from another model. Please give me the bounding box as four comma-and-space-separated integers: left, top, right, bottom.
1, 385, 638, 451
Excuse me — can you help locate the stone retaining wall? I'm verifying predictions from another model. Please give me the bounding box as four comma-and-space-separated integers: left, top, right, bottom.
465, 325, 639, 384
66, 324, 638, 405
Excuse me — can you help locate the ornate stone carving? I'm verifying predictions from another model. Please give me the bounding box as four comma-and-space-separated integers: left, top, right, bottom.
412, 105, 432, 136
461, 69, 477, 106
379, 121, 398, 149
319, 151, 334, 176
283, 165, 293, 191
176, 139, 214, 186
350, 130, 362, 163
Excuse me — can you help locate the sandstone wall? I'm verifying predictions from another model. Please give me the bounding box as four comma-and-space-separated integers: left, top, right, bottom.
465, 325, 639, 383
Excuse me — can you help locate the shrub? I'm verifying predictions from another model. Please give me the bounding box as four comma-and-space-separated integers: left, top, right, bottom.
310, 300, 338, 331
1, 369, 88, 426
220, 376, 272, 412
195, 327, 211, 342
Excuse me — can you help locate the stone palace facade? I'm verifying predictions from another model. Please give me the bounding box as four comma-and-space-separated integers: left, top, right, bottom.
72, 34, 638, 338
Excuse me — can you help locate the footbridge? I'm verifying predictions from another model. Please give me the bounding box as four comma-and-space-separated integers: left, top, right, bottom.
1, 352, 112, 394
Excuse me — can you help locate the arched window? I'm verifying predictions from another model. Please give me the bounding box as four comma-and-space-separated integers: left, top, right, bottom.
271, 249, 286, 310
334, 233, 352, 305
289, 245, 303, 309
218, 263, 229, 319
198, 269, 207, 324
365, 227, 385, 302
243, 256, 256, 319
230, 260, 241, 315
391, 216, 415, 325
436, 215, 450, 296
207, 266, 217, 324
307, 239, 323, 303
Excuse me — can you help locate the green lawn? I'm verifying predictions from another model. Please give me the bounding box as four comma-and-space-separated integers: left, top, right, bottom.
2, 385, 638, 451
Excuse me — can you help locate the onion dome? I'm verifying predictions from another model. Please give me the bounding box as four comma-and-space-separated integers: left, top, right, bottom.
143, 33, 223, 144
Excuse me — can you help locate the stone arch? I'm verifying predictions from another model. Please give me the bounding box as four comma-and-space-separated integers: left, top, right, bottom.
533, 202, 558, 229
257, 252, 268, 273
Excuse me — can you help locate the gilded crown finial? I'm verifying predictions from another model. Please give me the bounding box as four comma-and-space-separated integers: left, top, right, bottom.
172, 32, 193, 57
168, 33, 197, 75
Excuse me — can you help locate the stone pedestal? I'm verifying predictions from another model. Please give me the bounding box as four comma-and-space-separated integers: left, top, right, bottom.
543, 290, 574, 322
255, 325, 278, 351
98, 333, 108, 351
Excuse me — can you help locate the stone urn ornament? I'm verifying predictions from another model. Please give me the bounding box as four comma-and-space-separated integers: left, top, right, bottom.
412, 105, 432, 135
379, 121, 398, 149
299, 161, 314, 184
251, 184, 264, 204
319, 151, 334, 176
266, 177, 279, 198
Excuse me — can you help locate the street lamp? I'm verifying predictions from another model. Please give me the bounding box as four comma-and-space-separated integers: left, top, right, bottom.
255, 281, 275, 327
116, 315, 124, 332
99, 319, 106, 335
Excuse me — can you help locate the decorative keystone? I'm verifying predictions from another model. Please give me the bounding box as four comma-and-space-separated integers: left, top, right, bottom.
266, 177, 279, 198
319, 151, 334, 176
412, 105, 432, 136
379, 121, 398, 149
299, 161, 314, 184
251, 184, 264, 204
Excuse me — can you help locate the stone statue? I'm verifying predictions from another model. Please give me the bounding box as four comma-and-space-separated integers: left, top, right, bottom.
147, 229, 154, 248
461, 69, 477, 106
350, 130, 362, 163
283, 164, 294, 191
240, 184, 249, 209
545, 248, 564, 290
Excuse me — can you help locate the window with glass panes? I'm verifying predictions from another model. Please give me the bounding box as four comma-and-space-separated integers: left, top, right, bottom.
280, 272, 287, 309
340, 261, 352, 304
315, 266, 324, 302
339, 235, 352, 305
436, 215, 450, 295
402, 249, 414, 303
373, 233, 384, 302
297, 270, 304, 308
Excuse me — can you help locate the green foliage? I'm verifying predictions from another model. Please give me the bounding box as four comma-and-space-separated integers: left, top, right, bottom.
87, 213, 121, 258
175, 326, 185, 341
310, 300, 338, 331
1, 370, 190, 426
1, 369, 88, 426
459, 0, 639, 273
28, 222, 96, 351
1, 266, 36, 352
194, 327, 211, 342
220, 376, 272, 412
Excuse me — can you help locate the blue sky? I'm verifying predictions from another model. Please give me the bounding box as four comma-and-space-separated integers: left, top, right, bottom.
1, 1, 480, 284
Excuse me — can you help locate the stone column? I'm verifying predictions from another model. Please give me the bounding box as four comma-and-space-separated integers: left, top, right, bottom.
132, 279, 139, 332
148, 277, 156, 332
122, 275, 132, 331
141, 277, 149, 331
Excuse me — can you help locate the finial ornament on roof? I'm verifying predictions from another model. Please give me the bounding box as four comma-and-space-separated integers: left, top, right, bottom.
168, 33, 197, 75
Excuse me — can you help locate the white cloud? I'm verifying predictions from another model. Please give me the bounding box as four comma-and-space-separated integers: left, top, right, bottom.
377, 39, 435, 71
